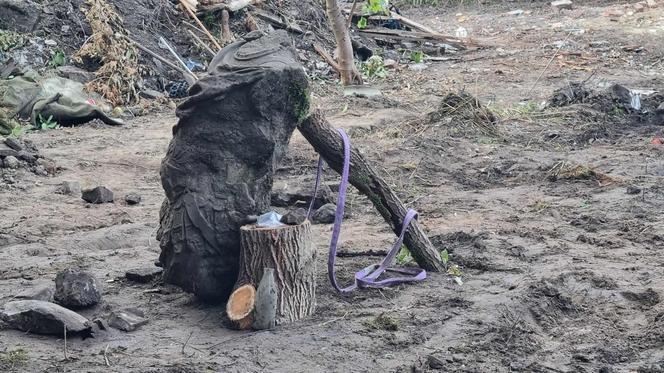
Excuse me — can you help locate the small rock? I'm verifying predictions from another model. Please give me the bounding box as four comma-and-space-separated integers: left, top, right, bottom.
603, 8, 625, 18
626, 185, 642, 195
633, 2, 646, 12
408, 63, 429, 72
59, 181, 81, 195
0, 143, 19, 158
646, 0, 658, 8
271, 183, 334, 209
61, 25, 70, 33
15, 285, 54, 302
17, 150, 36, 164
125, 267, 163, 283
139, 89, 165, 100
124, 193, 142, 205
82, 186, 114, 203
4, 137, 24, 151
312, 203, 337, 224
54, 268, 102, 308
109, 308, 148, 332
280, 209, 306, 225
0, 300, 92, 336
55, 65, 95, 84
44, 39, 57, 46
383, 59, 397, 68
3, 155, 19, 169
507, 9, 524, 15
427, 355, 446, 370
551, 0, 573, 10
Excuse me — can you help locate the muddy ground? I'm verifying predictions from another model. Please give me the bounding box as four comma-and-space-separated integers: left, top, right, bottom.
1, 1, 664, 372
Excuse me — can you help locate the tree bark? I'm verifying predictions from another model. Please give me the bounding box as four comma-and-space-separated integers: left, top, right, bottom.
298, 111, 445, 272
325, 0, 363, 85
230, 221, 316, 325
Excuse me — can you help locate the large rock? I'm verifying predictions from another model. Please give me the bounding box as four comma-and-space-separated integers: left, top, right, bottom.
0, 0, 40, 33
55, 66, 95, 84
0, 300, 92, 336
271, 182, 334, 209
312, 203, 337, 224
157, 30, 310, 303
82, 186, 114, 204
54, 268, 102, 308
125, 267, 163, 283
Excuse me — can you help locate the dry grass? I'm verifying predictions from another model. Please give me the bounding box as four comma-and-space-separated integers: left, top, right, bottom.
74, 0, 141, 106
546, 161, 617, 186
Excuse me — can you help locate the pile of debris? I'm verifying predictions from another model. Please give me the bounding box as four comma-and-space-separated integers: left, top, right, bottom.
0, 136, 52, 175
549, 82, 664, 126
0, 266, 164, 338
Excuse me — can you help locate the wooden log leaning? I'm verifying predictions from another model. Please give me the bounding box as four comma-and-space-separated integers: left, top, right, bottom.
298, 111, 445, 272
226, 221, 316, 329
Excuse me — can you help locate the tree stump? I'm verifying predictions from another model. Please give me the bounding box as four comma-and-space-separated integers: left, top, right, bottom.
226, 221, 315, 328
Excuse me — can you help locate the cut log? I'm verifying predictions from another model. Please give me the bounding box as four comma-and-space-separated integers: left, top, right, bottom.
298, 111, 445, 272
358, 28, 469, 50
226, 284, 255, 330
253, 10, 304, 34
228, 221, 315, 328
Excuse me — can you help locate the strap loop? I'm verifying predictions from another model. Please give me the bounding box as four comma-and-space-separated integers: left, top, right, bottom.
309, 128, 426, 293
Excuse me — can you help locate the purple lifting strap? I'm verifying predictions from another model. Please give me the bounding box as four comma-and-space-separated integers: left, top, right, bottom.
308, 128, 426, 294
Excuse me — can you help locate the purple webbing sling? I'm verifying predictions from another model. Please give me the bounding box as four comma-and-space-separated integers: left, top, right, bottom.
308, 128, 426, 294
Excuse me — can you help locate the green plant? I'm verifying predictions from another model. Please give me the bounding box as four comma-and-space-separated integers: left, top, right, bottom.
37, 114, 60, 130
49, 49, 66, 68
11, 124, 26, 137
0, 348, 28, 370
357, 16, 368, 29
362, 0, 390, 14
396, 245, 413, 265
360, 55, 388, 79
409, 50, 425, 63
440, 249, 449, 264
447, 264, 463, 277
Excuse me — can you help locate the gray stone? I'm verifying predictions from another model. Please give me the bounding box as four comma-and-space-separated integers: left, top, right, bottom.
252, 268, 277, 330
271, 182, 334, 210
139, 89, 165, 100
108, 308, 147, 331
124, 193, 142, 205
551, 0, 573, 10
0, 143, 19, 158
17, 150, 36, 164
0, 0, 41, 33
44, 39, 57, 46
312, 203, 337, 224
3, 155, 19, 169
125, 267, 163, 283
4, 137, 24, 151
626, 185, 642, 195
280, 209, 306, 225
56, 66, 95, 84
54, 268, 102, 308
0, 300, 92, 336
15, 285, 54, 302
82, 186, 114, 204
59, 181, 81, 195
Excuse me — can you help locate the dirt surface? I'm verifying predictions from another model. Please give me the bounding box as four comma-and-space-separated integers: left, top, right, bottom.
1, 1, 664, 372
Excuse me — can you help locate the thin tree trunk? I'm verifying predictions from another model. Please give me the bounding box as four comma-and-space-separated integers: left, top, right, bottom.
325, 0, 363, 85
298, 110, 445, 272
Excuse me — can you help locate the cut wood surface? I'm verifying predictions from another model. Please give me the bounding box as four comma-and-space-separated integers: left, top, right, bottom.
226, 284, 255, 330
231, 221, 316, 326
298, 111, 445, 272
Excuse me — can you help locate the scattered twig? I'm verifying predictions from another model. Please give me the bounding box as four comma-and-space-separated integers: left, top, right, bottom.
103, 345, 111, 367
181, 331, 195, 357
159, 36, 195, 76
336, 249, 388, 258
318, 311, 350, 326
126, 37, 198, 84
63, 324, 69, 361
313, 43, 341, 74
179, 0, 222, 51
187, 29, 216, 56
346, 0, 359, 29
526, 32, 572, 97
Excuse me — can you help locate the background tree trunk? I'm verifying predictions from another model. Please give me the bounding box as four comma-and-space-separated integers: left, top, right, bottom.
325, 0, 363, 85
